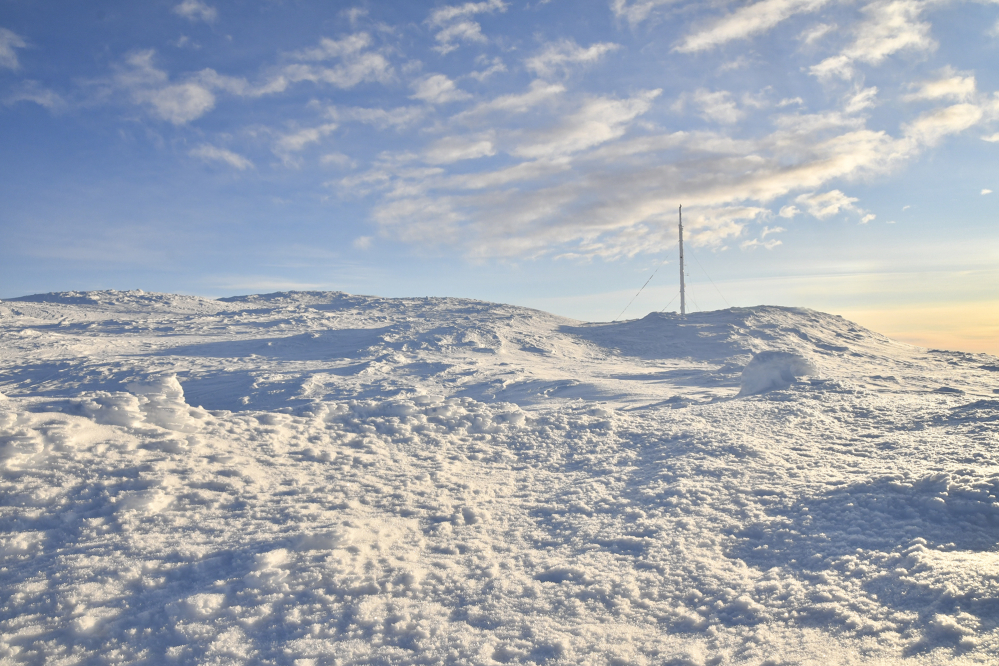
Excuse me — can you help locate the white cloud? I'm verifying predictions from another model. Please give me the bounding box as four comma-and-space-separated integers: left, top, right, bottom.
0, 27, 27, 70
811, 0, 935, 80
115, 51, 222, 123
113, 49, 314, 124
4, 80, 64, 110
762, 225, 785, 237
982, 132, 999, 142
469, 56, 506, 81
676, 89, 743, 124
452, 80, 565, 122
860, 213, 876, 223
292, 33, 373, 61
741, 237, 782, 250
676, 0, 830, 53
904, 70, 976, 102
173, 0, 217, 23
844, 86, 878, 113
353, 236, 373, 249
424, 133, 496, 164
321, 152, 356, 168
328, 105, 426, 129
777, 97, 804, 108
903, 103, 983, 147
610, 0, 678, 26
983, 189, 993, 195
779, 205, 800, 218
140, 82, 215, 124
433, 21, 487, 53
428, 0, 507, 26
513, 89, 661, 159
279, 34, 393, 90
681, 206, 768, 249
772, 110, 864, 133
410, 74, 471, 104
274, 123, 338, 155
428, 0, 506, 54
799, 22, 834, 44
525, 40, 620, 78
190, 144, 253, 170
795, 190, 858, 218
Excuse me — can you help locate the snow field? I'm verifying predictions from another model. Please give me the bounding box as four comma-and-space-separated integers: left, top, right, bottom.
1, 291, 998, 664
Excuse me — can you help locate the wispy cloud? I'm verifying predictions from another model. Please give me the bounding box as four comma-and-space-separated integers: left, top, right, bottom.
279, 33, 394, 89
904, 69, 976, 102
274, 123, 338, 158
610, 0, 679, 26
468, 55, 506, 81
116, 50, 217, 124
903, 103, 984, 147
4, 80, 65, 110
327, 105, 426, 129
451, 80, 565, 123
190, 144, 254, 170
844, 86, 878, 113
794, 190, 858, 218
810, 0, 936, 81
424, 133, 496, 164
347, 74, 991, 260
428, 0, 507, 54
111, 36, 394, 124
512, 90, 661, 159
675, 89, 744, 124
799, 22, 834, 44
676, 0, 831, 53
173, 0, 217, 23
0, 27, 28, 70
525, 39, 620, 78
410, 74, 471, 104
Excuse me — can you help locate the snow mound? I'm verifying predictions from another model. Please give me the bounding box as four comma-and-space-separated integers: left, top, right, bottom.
78, 375, 210, 432
739, 350, 817, 395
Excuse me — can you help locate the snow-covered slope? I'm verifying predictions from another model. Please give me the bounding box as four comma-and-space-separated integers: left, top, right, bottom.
1, 290, 997, 664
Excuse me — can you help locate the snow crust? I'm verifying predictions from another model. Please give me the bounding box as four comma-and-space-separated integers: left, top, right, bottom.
1, 289, 998, 664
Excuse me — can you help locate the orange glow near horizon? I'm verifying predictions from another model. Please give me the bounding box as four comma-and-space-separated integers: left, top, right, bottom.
840, 301, 999, 357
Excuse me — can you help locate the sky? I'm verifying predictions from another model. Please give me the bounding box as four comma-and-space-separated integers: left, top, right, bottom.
1, 0, 997, 354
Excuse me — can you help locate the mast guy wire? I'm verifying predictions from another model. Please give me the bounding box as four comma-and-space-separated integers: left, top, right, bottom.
614, 242, 677, 321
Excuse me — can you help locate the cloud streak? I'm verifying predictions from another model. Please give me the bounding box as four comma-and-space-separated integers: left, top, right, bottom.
525, 40, 620, 78
428, 0, 507, 54
676, 0, 831, 53
190, 144, 253, 170
173, 0, 217, 23
0, 27, 28, 70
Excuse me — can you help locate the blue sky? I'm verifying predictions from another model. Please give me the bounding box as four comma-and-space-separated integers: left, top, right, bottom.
1, 0, 998, 351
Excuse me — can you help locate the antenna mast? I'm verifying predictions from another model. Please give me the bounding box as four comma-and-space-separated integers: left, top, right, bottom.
678, 205, 686, 316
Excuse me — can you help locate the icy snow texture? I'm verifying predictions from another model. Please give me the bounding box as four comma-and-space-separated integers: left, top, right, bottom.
0, 290, 998, 664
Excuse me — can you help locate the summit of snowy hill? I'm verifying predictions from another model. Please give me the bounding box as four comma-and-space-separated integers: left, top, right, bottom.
1, 291, 998, 664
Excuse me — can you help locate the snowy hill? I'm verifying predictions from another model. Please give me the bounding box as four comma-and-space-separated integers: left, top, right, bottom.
1, 290, 997, 664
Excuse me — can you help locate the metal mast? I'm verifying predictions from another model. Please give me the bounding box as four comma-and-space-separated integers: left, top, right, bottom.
678, 205, 686, 316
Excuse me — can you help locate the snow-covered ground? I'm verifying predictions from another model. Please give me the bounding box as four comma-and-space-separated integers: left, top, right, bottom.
1, 290, 997, 665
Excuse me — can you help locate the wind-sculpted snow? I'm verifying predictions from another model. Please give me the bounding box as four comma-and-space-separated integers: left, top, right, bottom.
1, 290, 998, 664
738, 351, 818, 396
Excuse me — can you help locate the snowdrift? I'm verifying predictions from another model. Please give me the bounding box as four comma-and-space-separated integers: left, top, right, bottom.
1, 290, 998, 664
738, 351, 818, 395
